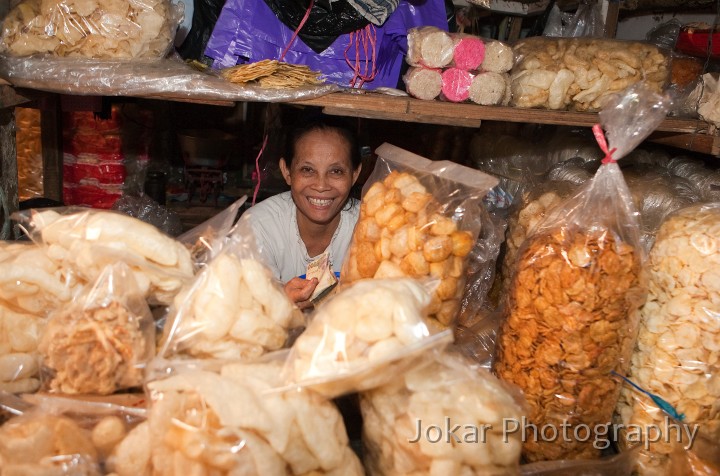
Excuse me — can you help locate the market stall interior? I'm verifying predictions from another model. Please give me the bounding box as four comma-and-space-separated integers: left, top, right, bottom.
1, 0, 720, 474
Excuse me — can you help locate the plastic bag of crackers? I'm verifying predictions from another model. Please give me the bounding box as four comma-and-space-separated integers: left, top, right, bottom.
360, 349, 527, 475
135, 356, 364, 475
158, 214, 299, 362
0, 0, 181, 59
0, 390, 146, 475
341, 143, 499, 329
38, 262, 155, 396
493, 85, 672, 462
615, 203, 720, 476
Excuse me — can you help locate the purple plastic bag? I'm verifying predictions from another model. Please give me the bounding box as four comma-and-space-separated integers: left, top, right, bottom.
204, 0, 447, 89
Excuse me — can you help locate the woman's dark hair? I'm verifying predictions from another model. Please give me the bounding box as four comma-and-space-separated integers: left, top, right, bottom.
285, 116, 361, 170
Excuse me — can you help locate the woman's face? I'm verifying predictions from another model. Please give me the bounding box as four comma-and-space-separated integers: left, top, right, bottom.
280, 128, 360, 227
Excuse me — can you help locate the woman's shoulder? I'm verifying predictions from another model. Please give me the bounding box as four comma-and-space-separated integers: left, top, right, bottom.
247, 191, 294, 221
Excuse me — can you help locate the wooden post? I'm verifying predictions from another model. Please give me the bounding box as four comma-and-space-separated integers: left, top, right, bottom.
0, 107, 19, 240
601, 0, 620, 38
39, 94, 63, 202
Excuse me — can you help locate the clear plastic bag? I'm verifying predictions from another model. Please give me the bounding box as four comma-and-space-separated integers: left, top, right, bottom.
615, 203, 720, 476
341, 143, 498, 329
0, 240, 77, 394
360, 350, 527, 475
0, 391, 147, 475
0, 0, 181, 59
142, 357, 364, 475
510, 37, 670, 111
494, 85, 671, 462
38, 262, 155, 395
519, 449, 637, 475
14, 207, 194, 306
283, 278, 454, 398
111, 194, 183, 238
158, 214, 298, 361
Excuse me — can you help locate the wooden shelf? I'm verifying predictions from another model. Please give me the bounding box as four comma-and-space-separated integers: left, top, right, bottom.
292, 91, 720, 156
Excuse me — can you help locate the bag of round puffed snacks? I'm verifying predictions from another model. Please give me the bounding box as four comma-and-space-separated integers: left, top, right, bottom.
0, 0, 181, 59
139, 357, 364, 475
361, 350, 526, 475
494, 85, 671, 462
616, 203, 720, 476
283, 277, 453, 399
341, 143, 498, 329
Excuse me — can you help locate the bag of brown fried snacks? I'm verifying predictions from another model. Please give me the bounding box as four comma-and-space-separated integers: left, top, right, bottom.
494, 84, 672, 462
341, 143, 498, 330
38, 262, 155, 396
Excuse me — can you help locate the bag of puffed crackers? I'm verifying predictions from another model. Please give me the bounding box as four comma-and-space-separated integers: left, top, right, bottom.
494, 84, 671, 462
141, 356, 364, 475
38, 262, 155, 395
616, 202, 720, 476
0, 0, 181, 59
282, 277, 454, 399
341, 143, 498, 329
158, 214, 300, 361
0, 390, 146, 475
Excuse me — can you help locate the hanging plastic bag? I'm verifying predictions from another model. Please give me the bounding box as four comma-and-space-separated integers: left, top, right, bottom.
14, 207, 194, 306
615, 203, 720, 476
341, 143, 498, 329
140, 356, 364, 475
158, 214, 299, 361
494, 85, 671, 462
283, 277, 453, 398
360, 350, 527, 475
38, 262, 155, 395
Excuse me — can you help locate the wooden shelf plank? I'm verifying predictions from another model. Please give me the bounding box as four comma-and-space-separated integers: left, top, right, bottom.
292, 92, 713, 135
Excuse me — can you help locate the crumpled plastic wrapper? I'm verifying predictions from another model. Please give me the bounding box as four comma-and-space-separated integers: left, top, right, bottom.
360, 350, 526, 475
17, 208, 194, 306
0, 0, 180, 59
284, 278, 453, 398
616, 203, 720, 476
131, 359, 364, 475
0, 55, 340, 102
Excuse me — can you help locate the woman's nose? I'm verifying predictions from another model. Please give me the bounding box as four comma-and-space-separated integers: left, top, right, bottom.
312, 173, 331, 190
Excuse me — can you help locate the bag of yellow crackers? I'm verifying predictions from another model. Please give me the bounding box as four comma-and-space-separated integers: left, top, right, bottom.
493, 85, 671, 462
341, 143, 499, 329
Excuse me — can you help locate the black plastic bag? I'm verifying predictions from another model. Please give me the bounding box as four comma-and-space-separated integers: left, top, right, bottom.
261, 0, 371, 53
178, 0, 227, 63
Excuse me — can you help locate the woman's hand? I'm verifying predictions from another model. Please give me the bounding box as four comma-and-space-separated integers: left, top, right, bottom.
284, 277, 318, 310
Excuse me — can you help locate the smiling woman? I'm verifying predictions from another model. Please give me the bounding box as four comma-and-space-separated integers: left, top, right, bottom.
246, 117, 362, 309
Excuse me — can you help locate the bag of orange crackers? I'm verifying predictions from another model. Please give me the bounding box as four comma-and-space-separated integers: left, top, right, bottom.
493, 84, 671, 462
341, 143, 498, 329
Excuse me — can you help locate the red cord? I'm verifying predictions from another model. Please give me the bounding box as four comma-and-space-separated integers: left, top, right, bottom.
592, 124, 617, 164
344, 25, 378, 88
252, 134, 269, 206
280, 0, 315, 61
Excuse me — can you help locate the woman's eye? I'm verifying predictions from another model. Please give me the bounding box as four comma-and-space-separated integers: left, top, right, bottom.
300, 166, 314, 174
330, 168, 346, 176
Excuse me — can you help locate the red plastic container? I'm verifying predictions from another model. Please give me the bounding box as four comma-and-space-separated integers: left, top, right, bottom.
676, 25, 720, 59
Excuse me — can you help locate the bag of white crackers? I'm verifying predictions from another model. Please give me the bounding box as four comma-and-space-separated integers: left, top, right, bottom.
341, 143, 498, 329
139, 356, 364, 475
494, 85, 671, 462
360, 350, 527, 475
38, 262, 155, 395
0, 240, 77, 394
0, 0, 181, 60
158, 214, 299, 361
15, 207, 195, 306
615, 202, 720, 476
283, 277, 454, 398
